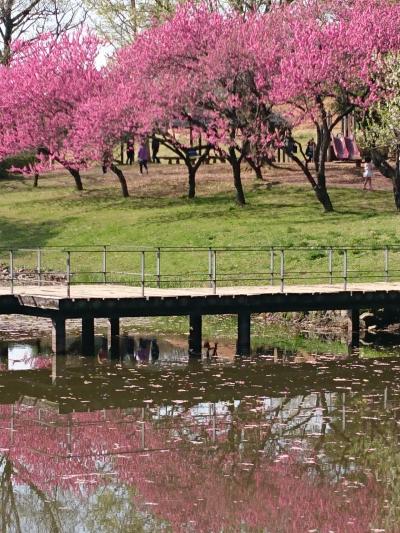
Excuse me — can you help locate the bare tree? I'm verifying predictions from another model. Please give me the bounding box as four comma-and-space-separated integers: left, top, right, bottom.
84, 0, 294, 50
83, 0, 180, 46
0, 0, 87, 64
84, 0, 133, 47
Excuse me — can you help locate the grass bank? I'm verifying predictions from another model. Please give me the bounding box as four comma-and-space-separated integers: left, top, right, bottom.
0, 162, 399, 284
1, 163, 398, 248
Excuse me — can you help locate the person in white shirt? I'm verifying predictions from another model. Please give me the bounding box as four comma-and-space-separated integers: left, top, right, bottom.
363, 157, 373, 190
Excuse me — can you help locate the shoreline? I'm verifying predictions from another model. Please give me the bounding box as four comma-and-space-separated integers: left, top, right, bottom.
0, 309, 354, 341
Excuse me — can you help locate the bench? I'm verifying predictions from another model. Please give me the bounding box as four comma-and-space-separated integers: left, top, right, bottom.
157, 155, 226, 165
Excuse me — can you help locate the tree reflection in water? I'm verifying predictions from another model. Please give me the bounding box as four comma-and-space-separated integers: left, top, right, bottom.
0, 355, 399, 531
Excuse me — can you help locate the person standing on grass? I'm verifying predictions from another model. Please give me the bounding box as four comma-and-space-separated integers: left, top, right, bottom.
151, 136, 160, 163
363, 156, 373, 190
138, 141, 149, 174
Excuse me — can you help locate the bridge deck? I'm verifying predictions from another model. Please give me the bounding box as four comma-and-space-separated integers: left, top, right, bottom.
2, 281, 400, 299
0, 281, 399, 320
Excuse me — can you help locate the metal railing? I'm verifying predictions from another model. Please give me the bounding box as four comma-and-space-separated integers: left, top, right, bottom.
0, 245, 399, 297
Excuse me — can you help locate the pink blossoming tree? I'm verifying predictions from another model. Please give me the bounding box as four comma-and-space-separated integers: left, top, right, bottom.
0, 31, 103, 190
254, 0, 400, 211
114, 5, 282, 205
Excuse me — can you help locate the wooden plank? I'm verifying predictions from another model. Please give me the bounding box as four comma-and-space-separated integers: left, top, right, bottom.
1, 281, 400, 300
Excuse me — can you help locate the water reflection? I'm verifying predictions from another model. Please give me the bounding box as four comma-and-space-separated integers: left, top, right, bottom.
0, 335, 188, 371
0, 341, 399, 531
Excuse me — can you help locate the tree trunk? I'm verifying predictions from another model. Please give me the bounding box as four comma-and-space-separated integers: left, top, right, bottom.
228, 147, 246, 205
314, 184, 334, 212
246, 156, 264, 180
393, 178, 400, 211
66, 167, 83, 191
184, 147, 211, 199
1, 13, 13, 66
232, 160, 246, 205
315, 123, 334, 212
290, 151, 334, 212
110, 163, 130, 197
371, 148, 395, 180
315, 168, 333, 212
370, 148, 400, 211
33, 173, 39, 187
394, 146, 400, 212
254, 165, 263, 181
36, 148, 84, 191
188, 166, 196, 199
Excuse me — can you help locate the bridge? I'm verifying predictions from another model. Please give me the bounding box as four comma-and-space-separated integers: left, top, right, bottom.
1, 245, 400, 356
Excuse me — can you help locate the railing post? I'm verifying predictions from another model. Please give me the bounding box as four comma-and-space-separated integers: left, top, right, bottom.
208, 248, 213, 288
342, 392, 346, 431
141, 251, 145, 297
343, 249, 348, 290
328, 247, 333, 284
66, 251, 71, 298
212, 249, 217, 295
37, 248, 42, 286
9, 250, 14, 295
270, 247, 275, 286
384, 246, 389, 282
280, 249, 285, 292
156, 247, 161, 288
102, 245, 107, 284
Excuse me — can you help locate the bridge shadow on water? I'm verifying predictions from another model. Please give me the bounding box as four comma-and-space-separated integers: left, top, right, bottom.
0, 330, 399, 410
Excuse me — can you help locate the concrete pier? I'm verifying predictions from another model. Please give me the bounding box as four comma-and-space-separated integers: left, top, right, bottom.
189, 314, 202, 356
52, 317, 66, 355
237, 313, 251, 356
347, 308, 360, 348
82, 317, 95, 356
52, 354, 66, 383
108, 318, 120, 359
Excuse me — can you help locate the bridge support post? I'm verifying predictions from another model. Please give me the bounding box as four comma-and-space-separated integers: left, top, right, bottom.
0, 344, 8, 368
52, 355, 66, 383
108, 318, 120, 359
189, 314, 202, 357
347, 308, 360, 348
52, 317, 66, 355
82, 317, 95, 356
237, 313, 251, 356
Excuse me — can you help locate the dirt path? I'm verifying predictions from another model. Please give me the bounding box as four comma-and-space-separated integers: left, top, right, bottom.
32, 160, 394, 199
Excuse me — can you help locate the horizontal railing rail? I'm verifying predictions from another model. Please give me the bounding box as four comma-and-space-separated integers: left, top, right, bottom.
0, 245, 399, 297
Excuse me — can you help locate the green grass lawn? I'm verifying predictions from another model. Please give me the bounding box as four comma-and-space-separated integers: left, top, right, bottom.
1, 176, 397, 246
0, 168, 400, 286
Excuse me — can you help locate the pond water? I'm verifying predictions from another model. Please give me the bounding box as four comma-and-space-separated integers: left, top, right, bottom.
0, 335, 400, 532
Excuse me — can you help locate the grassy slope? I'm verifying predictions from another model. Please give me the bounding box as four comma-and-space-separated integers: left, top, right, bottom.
1, 168, 399, 248
0, 164, 399, 281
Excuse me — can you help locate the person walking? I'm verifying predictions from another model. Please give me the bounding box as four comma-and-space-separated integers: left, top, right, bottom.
151, 136, 160, 163
284, 131, 297, 155
126, 140, 134, 165
363, 156, 373, 190
138, 142, 149, 174
305, 139, 316, 163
